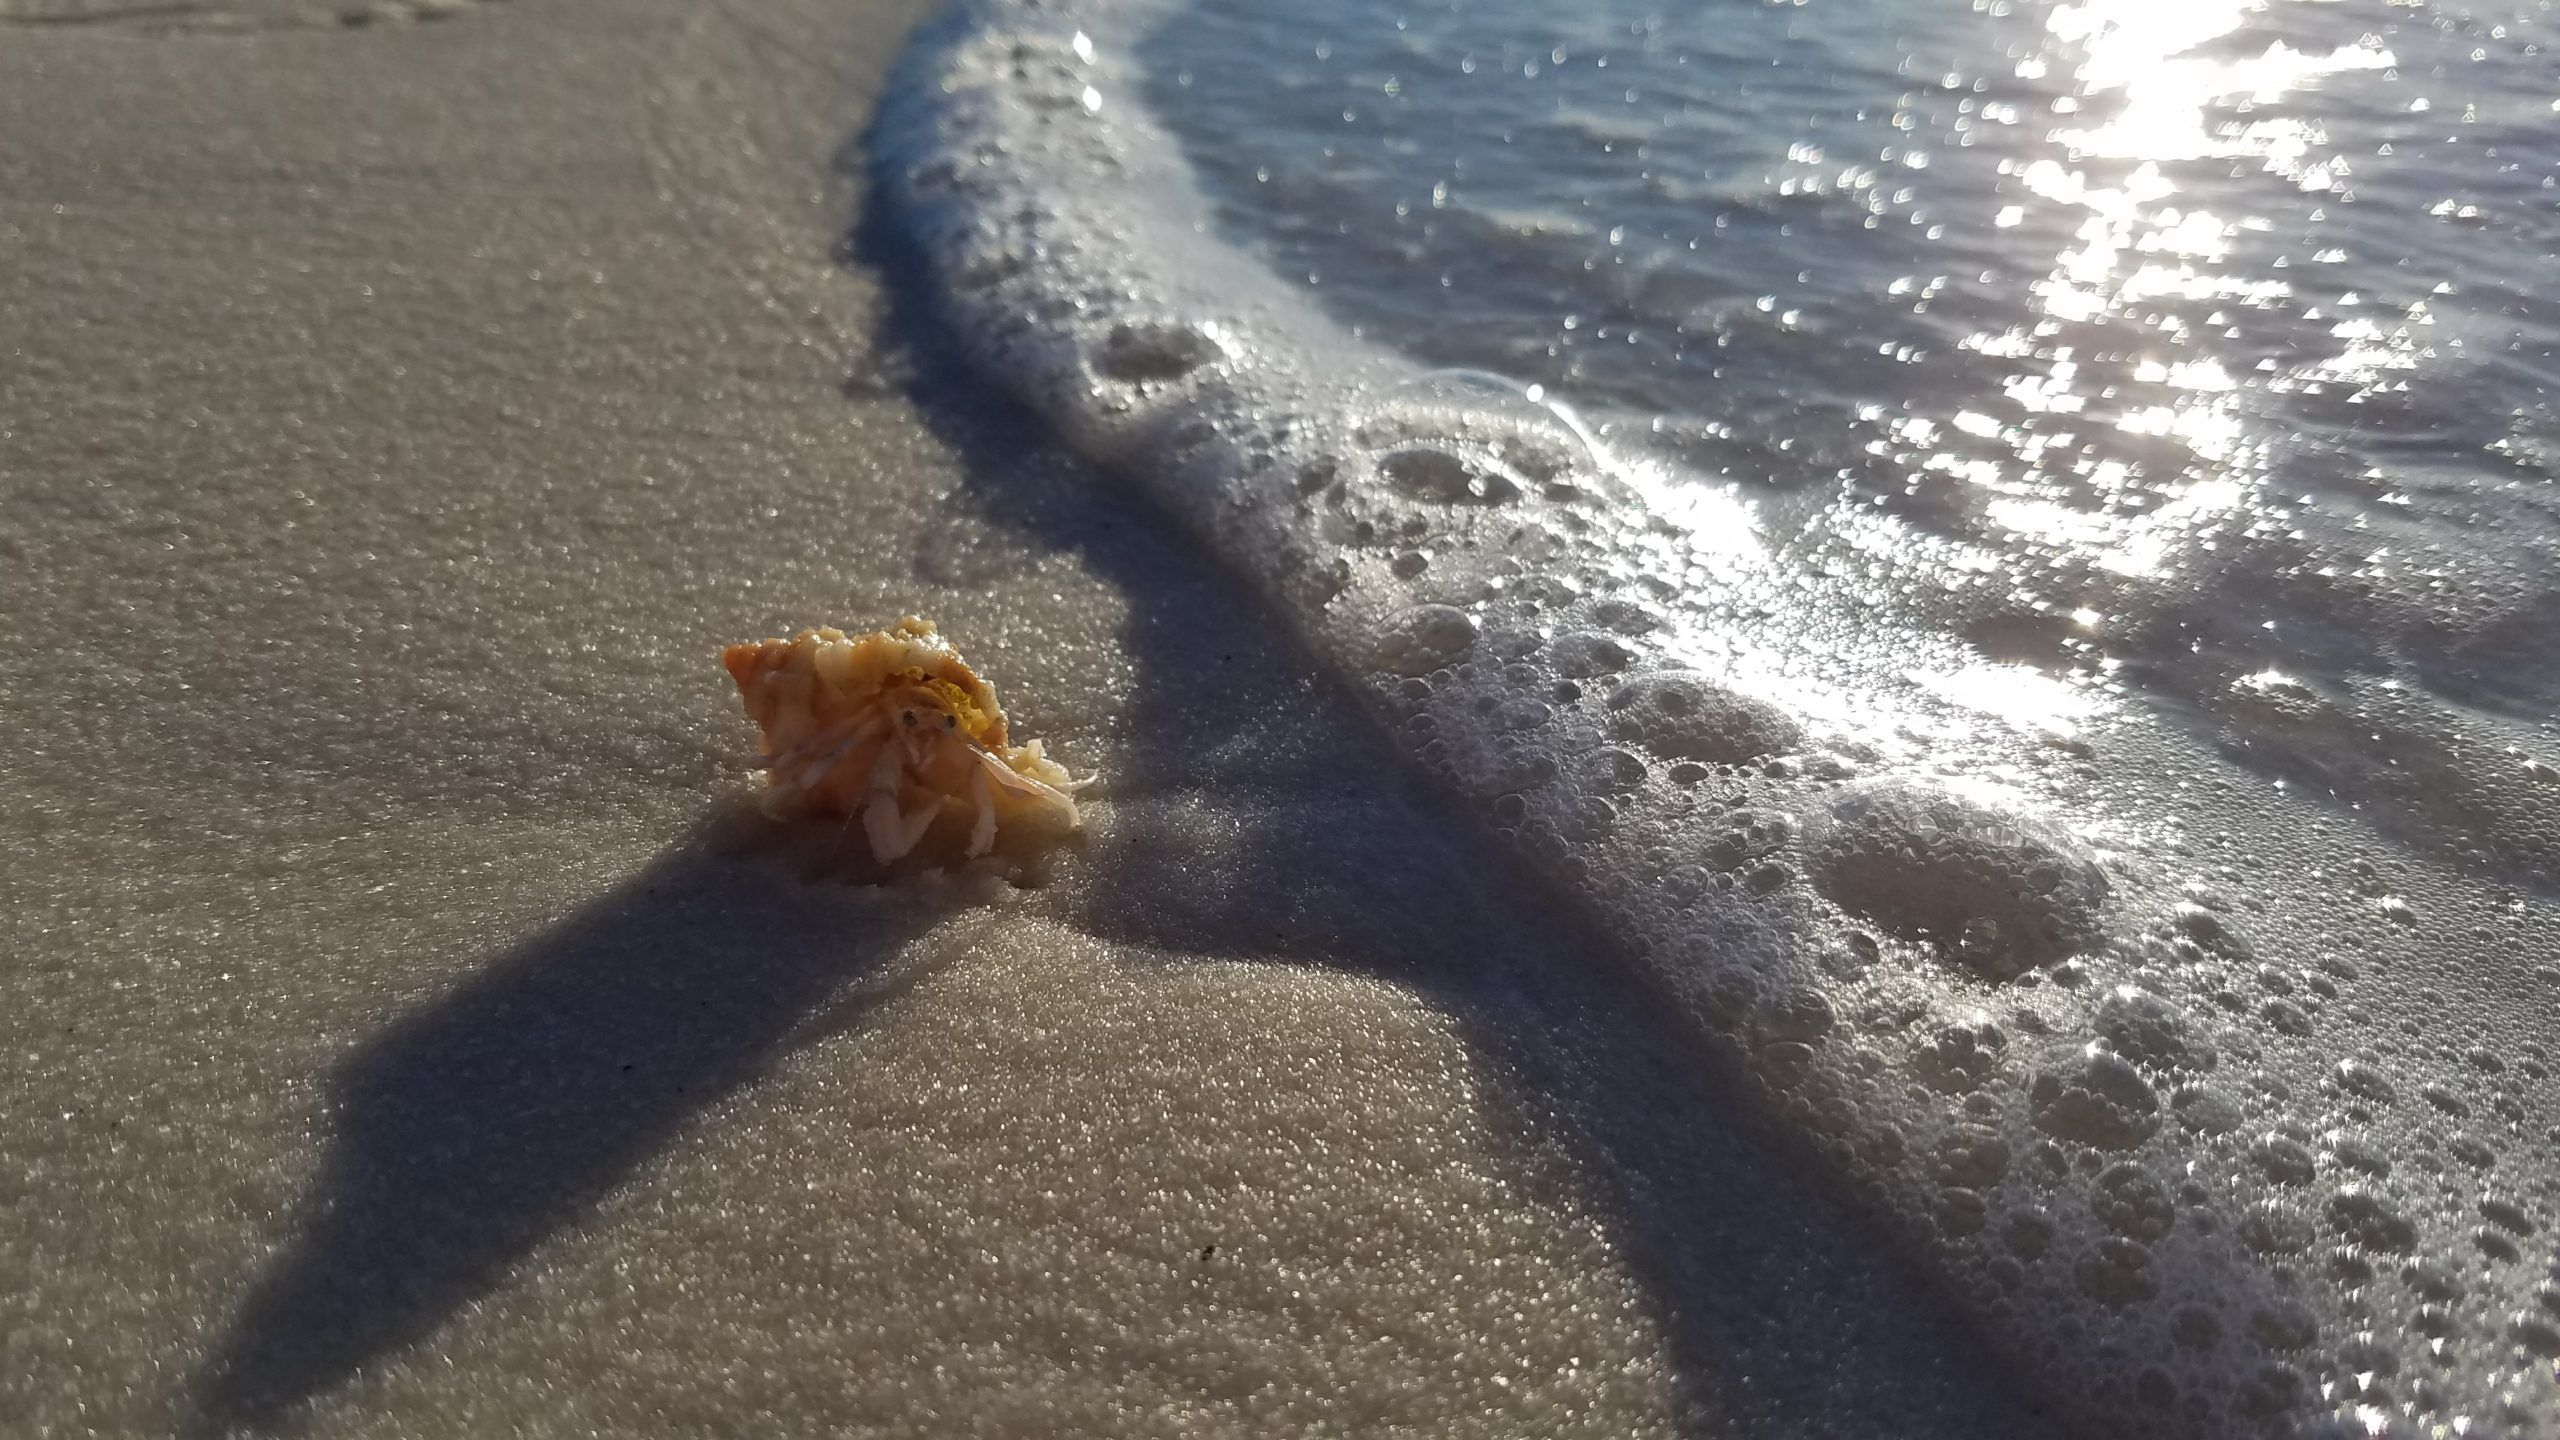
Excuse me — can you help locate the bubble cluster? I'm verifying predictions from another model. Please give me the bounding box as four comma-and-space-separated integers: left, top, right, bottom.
1604, 670, 1803, 766
2095, 988, 2216, 1075
2327, 1187, 2418, 1255
1371, 605, 1477, 677
1091, 319, 1224, 382
2075, 1238, 2159, 1307
2030, 1050, 2162, 1151
885, 3, 2560, 1430
1549, 631, 1636, 679
1915, 1015, 2007, 1094
1811, 781, 2108, 981
1368, 446, 1514, 506
2093, 1163, 2176, 1242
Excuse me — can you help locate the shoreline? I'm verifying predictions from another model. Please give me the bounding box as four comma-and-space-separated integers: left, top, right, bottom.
866, 1, 2560, 1433
3, 1, 2053, 1435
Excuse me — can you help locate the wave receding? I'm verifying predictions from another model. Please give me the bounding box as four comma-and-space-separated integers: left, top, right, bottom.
873, 3, 2560, 1434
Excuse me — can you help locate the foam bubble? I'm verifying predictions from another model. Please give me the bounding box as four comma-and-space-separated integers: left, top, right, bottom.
1936, 1124, 2012, 1189
2002, 1207, 2056, 1261
1550, 631, 1637, 679
2095, 987, 2216, 1074
2252, 1134, 2319, 1186
1374, 445, 1523, 506
2093, 1163, 2176, 1242
1604, 670, 1803, 765
1371, 605, 1478, 677
1915, 1016, 2008, 1094
880, 5, 2560, 1428
2327, 1187, 2419, 1254
2029, 1050, 2162, 1151
1091, 319, 1225, 382
2074, 1238, 2159, 1306
1812, 780, 2108, 981
2239, 1201, 2316, 1256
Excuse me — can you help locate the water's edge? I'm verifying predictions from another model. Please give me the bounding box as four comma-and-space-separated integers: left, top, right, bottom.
873, 4, 2560, 1435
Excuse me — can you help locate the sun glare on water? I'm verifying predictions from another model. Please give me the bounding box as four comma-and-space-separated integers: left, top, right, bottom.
1954, 0, 2399, 581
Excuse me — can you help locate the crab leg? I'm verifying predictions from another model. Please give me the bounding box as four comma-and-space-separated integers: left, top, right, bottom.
968, 743, 1081, 824
862, 747, 920, 863
967, 764, 999, 858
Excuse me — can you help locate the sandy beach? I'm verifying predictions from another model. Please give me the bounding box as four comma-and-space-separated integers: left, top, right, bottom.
0, 1, 2068, 1434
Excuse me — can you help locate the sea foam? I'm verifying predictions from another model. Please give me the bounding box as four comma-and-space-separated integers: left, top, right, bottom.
876, 4, 2560, 1433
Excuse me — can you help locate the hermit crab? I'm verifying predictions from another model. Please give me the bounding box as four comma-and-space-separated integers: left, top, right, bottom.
722, 617, 1081, 867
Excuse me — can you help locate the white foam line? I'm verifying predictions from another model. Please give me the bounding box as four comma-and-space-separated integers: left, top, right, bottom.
873, 5, 2560, 1435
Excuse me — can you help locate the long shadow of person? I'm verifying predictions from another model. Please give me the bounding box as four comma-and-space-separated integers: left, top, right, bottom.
185, 810, 960, 1437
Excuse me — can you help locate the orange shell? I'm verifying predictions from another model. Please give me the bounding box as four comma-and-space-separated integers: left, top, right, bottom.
723, 617, 1078, 867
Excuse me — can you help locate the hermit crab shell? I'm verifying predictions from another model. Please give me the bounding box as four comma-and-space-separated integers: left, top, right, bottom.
722, 617, 1079, 866
724, 617, 1008, 756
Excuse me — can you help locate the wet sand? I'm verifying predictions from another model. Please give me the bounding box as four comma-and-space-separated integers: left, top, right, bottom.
0, 1, 2061, 1434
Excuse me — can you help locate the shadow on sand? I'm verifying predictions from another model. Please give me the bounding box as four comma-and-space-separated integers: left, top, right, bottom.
183, 133, 2063, 1439
185, 812, 959, 1436
840, 167, 2068, 1438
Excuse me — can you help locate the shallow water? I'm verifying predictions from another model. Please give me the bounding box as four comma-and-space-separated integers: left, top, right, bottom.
1142, 0, 2560, 882
877, 0, 2560, 1432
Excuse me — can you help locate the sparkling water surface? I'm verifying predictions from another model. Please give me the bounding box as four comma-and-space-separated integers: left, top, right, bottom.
882, 3, 2560, 1427
1142, 0, 2560, 879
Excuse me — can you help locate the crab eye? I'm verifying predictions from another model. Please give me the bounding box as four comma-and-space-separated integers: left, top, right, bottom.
943, 714, 958, 731
901, 710, 917, 727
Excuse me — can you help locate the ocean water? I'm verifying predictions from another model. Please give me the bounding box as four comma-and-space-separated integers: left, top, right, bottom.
876, 1, 2560, 1434
1139, 0, 2560, 885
